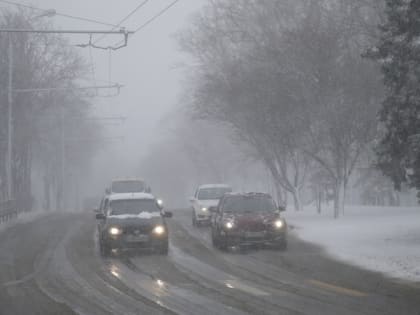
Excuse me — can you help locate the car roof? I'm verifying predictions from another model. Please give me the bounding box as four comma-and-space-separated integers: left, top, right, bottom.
223, 192, 273, 198
198, 184, 232, 189
111, 178, 145, 183
108, 192, 155, 201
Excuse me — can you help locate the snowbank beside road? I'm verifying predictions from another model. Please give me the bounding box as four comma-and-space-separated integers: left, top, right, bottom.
0, 210, 48, 233
284, 206, 420, 282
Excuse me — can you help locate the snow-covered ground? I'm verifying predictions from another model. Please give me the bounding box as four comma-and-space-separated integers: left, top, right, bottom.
0, 210, 48, 233
284, 205, 420, 283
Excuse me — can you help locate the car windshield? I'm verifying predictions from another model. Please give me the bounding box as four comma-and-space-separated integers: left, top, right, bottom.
111, 181, 145, 193
197, 187, 232, 200
223, 196, 277, 213
109, 199, 159, 215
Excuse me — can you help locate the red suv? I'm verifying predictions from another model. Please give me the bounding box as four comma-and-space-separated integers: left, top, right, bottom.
210, 193, 287, 251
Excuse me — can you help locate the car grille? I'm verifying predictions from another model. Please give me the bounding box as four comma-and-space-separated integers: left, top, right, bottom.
123, 225, 152, 235
239, 222, 266, 232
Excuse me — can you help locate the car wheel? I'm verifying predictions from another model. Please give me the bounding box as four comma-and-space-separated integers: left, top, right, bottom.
100, 240, 111, 257
218, 233, 228, 251
211, 228, 219, 247
158, 242, 169, 255
275, 239, 287, 251
239, 245, 248, 254
219, 240, 228, 251
192, 211, 197, 226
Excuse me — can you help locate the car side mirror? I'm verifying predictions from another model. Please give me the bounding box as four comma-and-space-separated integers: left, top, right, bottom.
146, 187, 152, 193
278, 205, 286, 212
95, 213, 106, 220
105, 188, 111, 195
189, 197, 195, 203
208, 206, 218, 213
163, 211, 173, 218
93, 208, 100, 213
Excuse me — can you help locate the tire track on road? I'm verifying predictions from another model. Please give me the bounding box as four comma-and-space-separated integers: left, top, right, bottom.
169, 211, 388, 315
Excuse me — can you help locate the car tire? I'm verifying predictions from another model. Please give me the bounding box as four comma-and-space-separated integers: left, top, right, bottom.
219, 239, 228, 251
211, 228, 219, 247
192, 211, 197, 226
158, 242, 169, 255
239, 245, 248, 254
275, 239, 287, 251
100, 240, 111, 257
217, 232, 228, 251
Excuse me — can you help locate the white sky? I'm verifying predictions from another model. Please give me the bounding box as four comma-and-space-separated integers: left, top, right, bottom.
2, 0, 205, 189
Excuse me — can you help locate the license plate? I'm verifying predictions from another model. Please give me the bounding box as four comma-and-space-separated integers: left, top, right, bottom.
126, 234, 149, 242
245, 231, 265, 238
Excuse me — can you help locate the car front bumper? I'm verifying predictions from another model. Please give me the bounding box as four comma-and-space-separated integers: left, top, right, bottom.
103, 234, 167, 252
221, 230, 287, 247
195, 213, 211, 222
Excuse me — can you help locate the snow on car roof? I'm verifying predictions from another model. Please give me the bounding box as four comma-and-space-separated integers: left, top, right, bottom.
108, 192, 155, 201
198, 184, 232, 189
111, 178, 145, 183
224, 192, 272, 198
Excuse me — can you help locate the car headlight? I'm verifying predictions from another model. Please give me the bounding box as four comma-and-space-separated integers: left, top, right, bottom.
109, 227, 123, 235
225, 221, 234, 229
157, 199, 163, 207
201, 207, 208, 212
153, 225, 165, 235
274, 220, 284, 229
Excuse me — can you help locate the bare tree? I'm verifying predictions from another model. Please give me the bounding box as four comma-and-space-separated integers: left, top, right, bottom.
0, 9, 101, 212
179, 0, 383, 215
179, 0, 313, 210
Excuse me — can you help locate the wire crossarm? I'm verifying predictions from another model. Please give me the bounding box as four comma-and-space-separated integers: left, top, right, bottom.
0, 28, 134, 50
77, 30, 130, 50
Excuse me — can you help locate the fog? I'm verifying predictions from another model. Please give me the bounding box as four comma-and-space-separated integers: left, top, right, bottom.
26, 0, 206, 206
1, 3, 420, 313
0, 0, 418, 213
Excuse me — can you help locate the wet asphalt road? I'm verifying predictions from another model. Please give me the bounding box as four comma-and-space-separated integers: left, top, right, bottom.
0, 209, 419, 315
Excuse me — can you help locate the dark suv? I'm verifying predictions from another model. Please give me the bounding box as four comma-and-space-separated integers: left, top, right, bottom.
96, 193, 172, 256
211, 193, 287, 251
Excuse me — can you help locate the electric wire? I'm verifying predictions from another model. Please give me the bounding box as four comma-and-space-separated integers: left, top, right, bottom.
93, 0, 150, 44
0, 0, 119, 28
113, 0, 180, 46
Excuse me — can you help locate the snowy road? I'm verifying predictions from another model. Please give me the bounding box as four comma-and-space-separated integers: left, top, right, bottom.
0, 210, 419, 315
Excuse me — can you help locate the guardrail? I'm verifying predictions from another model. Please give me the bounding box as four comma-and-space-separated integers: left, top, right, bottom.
0, 200, 17, 224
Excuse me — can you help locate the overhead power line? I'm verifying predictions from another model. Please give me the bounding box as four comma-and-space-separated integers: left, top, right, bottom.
93, 0, 150, 44
0, 28, 133, 50
114, 0, 180, 46
0, 0, 119, 28
133, 0, 180, 33
13, 83, 123, 93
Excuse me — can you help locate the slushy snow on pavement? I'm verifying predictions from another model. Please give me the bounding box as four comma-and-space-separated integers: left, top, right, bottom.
284, 205, 420, 283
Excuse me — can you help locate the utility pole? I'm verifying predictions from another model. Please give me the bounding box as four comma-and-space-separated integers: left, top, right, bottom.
60, 102, 65, 211
6, 34, 13, 201
0, 26, 131, 209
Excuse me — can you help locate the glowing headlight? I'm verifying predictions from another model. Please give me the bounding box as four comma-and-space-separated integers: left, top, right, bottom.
225, 221, 234, 229
274, 220, 284, 229
153, 225, 165, 235
109, 227, 122, 235
201, 207, 208, 212
157, 199, 163, 207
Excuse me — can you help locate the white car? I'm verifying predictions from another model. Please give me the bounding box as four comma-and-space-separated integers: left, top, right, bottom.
106, 178, 151, 195
96, 192, 172, 256
190, 184, 232, 226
